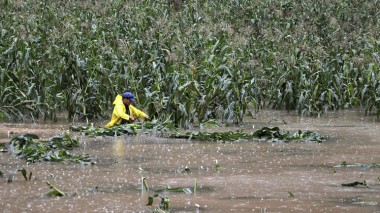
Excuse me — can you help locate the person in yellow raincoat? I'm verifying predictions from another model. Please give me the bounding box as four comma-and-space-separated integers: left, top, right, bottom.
105, 92, 149, 128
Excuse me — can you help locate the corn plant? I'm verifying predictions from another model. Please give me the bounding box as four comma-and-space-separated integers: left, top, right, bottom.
1, 0, 379, 125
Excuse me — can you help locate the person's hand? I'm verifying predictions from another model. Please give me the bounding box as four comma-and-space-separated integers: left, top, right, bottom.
145, 116, 151, 121
129, 116, 135, 122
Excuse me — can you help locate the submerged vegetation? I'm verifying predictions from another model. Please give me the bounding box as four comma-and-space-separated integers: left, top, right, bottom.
147, 194, 170, 212
6, 122, 325, 164
70, 122, 326, 142
70, 120, 175, 136
46, 181, 67, 197
5, 168, 32, 182
172, 127, 326, 142
0, 0, 379, 126
8, 134, 93, 163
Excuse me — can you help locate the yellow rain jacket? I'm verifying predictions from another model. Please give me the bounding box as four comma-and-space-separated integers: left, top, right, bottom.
105, 94, 148, 128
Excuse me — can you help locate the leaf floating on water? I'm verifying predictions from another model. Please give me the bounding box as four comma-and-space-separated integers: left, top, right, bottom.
46, 181, 66, 197
288, 191, 295, 198
155, 185, 192, 193
352, 200, 378, 206
334, 162, 380, 168
341, 181, 367, 187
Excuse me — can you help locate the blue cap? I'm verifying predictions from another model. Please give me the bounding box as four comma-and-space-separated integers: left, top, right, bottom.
122, 92, 135, 102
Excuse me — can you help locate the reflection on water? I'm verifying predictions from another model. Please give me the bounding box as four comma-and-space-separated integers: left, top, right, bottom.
0, 110, 380, 212
113, 139, 126, 160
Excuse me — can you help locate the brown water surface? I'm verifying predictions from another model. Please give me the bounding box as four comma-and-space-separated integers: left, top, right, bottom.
1, 110, 380, 212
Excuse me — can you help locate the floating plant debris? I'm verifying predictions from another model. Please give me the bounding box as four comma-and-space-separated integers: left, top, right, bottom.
8, 134, 94, 163
142, 177, 149, 192
155, 185, 192, 194
5, 169, 31, 183
71, 122, 326, 142
18, 168, 32, 181
70, 120, 176, 137
46, 181, 66, 197
342, 197, 379, 206
341, 181, 367, 187
334, 161, 380, 168
0, 143, 7, 152
288, 191, 295, 198
352, 200, 378, 206
171, 127, 326, 142
147, 194, 170, 211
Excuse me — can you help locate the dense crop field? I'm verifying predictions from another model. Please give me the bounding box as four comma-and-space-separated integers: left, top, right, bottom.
0, 0, 379, 126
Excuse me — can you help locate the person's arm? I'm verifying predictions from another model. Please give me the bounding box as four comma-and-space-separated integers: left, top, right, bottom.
130, 105, 149, 119
114, 103, 130, 120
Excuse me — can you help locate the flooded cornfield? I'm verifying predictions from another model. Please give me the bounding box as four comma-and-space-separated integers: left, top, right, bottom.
1, 110, 380, 212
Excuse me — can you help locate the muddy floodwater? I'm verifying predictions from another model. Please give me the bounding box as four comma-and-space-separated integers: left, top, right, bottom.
1, 110, 380, 212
